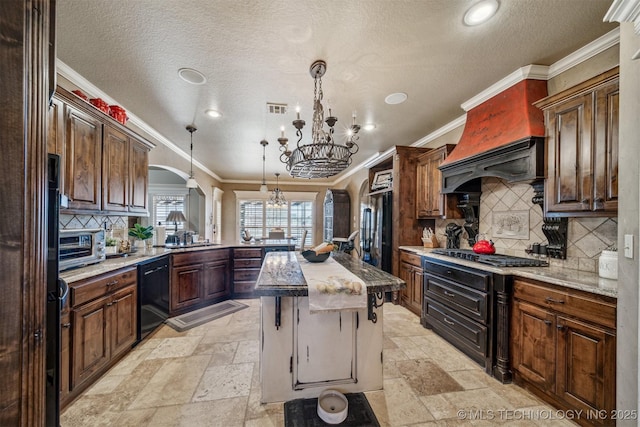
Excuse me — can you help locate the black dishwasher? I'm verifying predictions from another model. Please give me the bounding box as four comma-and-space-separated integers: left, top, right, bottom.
137, 255, 170, 342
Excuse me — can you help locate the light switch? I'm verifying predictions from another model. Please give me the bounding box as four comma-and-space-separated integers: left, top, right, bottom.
624, 234, 634, 259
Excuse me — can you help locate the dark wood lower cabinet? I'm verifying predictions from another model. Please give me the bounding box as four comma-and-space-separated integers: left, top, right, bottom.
170, 249, 230, 315
64, 268, 137, 409
511, 278, 616, 427
398, 250, 423, 316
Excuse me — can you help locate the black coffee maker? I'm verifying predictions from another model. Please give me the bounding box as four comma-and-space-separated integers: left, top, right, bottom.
445, 223, 463, 249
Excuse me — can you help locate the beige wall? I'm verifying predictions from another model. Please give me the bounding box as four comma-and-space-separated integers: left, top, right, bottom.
615, 23, 640, 423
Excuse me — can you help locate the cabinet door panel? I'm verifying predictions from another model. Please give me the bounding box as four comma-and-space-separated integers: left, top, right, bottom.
71, 297, 110, 389
204, 259, 229, 301
102, 126, 129, 212
65, 105, 102, 210
511, 301, 556, 392
552, 98, 592, 211
593, 82, 619, 213
294, 298, 356, 386
110, 285, 137, 358
129, 136, 149, 213
556, 316, 616, 418
171, 264, 203, 311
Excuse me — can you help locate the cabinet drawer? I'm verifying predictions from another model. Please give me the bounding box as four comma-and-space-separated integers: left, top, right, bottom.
424, 299, 487, 358
513, 279, 616, 329
234, 268, 260, 281
234, 258, 262, 268
400, 251, 422, 267
423, 260, 490, 292
70, 267, 136, 307
425, 273, 488, 323
172, 248, 229, 267
233, 281, 256, 295
234, 248, 263, 258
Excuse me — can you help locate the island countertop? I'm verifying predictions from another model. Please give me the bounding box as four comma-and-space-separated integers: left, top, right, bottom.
254, 251, 405, 296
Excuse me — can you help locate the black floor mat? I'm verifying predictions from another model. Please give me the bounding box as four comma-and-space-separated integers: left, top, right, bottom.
284, 392, 380, 427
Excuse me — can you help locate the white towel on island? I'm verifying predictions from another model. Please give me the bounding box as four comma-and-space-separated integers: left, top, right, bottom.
297, 254, 367, 314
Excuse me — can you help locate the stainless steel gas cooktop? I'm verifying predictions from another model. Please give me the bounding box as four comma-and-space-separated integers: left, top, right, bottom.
430, 249, 548, 267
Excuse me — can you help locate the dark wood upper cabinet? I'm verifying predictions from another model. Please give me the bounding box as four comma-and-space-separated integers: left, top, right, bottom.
64, 104, 102, 211
535, 68, 618, 217
102, 125, 129, 212
323, 189, 351, 241
53, 87, 153, 215
416, 144, 462, 219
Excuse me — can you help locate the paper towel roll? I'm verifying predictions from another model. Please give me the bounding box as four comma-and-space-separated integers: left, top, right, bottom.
155, 226, 166, 246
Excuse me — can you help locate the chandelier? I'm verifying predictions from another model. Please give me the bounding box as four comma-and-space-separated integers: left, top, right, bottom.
267, 173, 287, 207
278, 60, 360, 179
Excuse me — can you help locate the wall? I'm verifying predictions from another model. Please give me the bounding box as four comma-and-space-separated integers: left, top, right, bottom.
616, 22, 640, 423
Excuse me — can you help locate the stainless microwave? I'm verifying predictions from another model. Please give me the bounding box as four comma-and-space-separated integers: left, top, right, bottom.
59, 228, 106, 271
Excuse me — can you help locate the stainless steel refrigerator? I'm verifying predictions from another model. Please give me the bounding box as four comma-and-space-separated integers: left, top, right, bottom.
361, 192, 392, 274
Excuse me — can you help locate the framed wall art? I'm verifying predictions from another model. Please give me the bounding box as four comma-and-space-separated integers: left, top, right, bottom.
491, 210, 529, 240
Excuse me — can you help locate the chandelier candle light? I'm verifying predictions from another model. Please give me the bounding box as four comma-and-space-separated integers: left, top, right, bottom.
268, 173, 287, 207
185, 125, 198, 189
278, 60, 361, 178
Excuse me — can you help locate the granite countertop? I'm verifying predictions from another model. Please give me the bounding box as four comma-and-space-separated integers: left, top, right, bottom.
254, 251, 406, 297
399, 246, 617, 299
60, 240, 296, 284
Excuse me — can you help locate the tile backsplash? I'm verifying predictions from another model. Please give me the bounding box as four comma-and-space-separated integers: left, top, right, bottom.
434, 177, 617, 273
60, 214, 128, 231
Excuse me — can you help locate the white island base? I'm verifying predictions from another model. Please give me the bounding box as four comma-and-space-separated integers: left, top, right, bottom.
260, 296, 384, 403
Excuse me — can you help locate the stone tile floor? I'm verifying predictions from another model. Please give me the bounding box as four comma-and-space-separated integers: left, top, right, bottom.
61, 299, 576, 426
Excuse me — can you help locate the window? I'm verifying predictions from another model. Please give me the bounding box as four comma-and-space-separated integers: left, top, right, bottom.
153, 195, 187, 232
236, 191, 317, 248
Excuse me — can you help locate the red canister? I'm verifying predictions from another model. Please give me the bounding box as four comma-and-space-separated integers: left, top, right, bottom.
71, 89, 88, 101
89, 98, 110, 114
109, 105, 128, 124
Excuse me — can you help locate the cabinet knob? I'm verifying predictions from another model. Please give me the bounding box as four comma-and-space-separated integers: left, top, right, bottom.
544, 320, 552, 326
443, 317, 455, 326
443, 290, 456, 298
62, 323, 71, 328
106, 302, 113, 307
556, 324, 565, 332
545, 297, 565, 304
581, 198, 590, 204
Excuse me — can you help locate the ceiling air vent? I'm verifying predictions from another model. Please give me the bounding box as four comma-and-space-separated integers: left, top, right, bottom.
267, 103, 288, 115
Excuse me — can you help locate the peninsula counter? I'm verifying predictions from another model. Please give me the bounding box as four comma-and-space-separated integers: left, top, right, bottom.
255, 251, 405, 403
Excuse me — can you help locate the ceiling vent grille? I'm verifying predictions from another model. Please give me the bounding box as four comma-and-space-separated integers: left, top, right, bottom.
267, 103, 288, 114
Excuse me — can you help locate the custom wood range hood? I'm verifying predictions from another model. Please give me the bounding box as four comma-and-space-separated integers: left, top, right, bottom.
439, 79, 548, 194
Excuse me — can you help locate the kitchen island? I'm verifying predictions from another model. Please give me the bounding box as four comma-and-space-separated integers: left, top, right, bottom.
255, 251, 405, 403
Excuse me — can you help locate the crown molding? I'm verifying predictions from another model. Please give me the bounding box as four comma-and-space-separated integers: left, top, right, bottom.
55, 60, 222, 182
548, 28, 621, 77
461, 65, 550, 112
411, 114, 466, 147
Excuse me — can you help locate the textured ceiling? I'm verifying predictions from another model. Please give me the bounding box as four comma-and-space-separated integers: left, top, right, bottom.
55, 0, 616, 184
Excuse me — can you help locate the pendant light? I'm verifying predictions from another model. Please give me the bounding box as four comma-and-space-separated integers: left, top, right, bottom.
260, 140, 269, 193
267, 172, 287, 207
186, 125, 198, 189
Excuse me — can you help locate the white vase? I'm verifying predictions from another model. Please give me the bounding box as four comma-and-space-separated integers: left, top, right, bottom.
135, 240, 146, 250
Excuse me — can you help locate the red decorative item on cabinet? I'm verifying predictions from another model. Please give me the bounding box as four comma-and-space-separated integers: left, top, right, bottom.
109, 105, 128, 125
71, 90, 88, 101
89, 98, 110, 114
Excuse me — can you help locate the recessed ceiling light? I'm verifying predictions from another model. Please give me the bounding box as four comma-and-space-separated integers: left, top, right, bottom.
363, 123, 376, 131
463, 0, 499, 26
178, 68, 207, 85
205, 109, 222, 118
385, 92, 408, 105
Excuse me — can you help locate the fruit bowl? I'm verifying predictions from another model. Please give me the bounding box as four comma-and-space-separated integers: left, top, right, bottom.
301, 250, 330, 263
